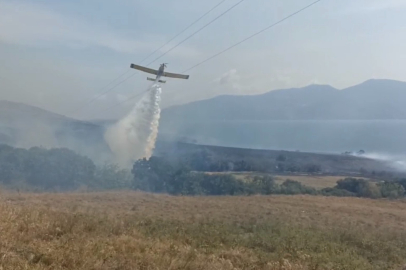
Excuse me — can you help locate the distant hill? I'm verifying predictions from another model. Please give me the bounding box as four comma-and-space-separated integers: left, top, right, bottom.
3, 78, 406, 160
160, 79, 406, 122
154, 141, 395, 176
0, 100, 111, 162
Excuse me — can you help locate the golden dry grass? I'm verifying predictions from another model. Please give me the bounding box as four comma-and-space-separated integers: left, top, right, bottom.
273, 175, 348, 189
206, 172, 351, 189
1, 191, 406, 269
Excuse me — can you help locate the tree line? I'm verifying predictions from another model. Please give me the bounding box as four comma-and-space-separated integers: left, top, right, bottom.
1, 144, 406, 199
132, 157, 406, 199
0, 144, 131, 191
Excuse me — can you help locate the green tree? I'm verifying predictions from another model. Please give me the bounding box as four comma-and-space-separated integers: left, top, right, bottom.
357, 182, 382, 199
24, 147, 95, 190
378, 181, 405, 199
197, 174, 247, 195
0, 145, 26, 184
250, 176, 278, 195
280, 180, 317, 195
304, 164, 321, 173
189, 150, 212, 171
132, 157, 175, 192
396, 179, 406, 190
336, 178, 382, 198
321, 187, 355, 197
94, 163, 132, 190
336, 178, 365, 193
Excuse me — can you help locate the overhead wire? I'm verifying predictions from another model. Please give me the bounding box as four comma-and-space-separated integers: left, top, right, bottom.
139, 0, 228, 64
99, 89, 150, 114
102, 0, 323, 112
68, 70, 131, 115
182, 0, 323, 73
94, 0, 248, 114
70, 0, 229, 116
145, 0, 246, 67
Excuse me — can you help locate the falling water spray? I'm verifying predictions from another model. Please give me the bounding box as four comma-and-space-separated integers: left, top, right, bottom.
105, 83, 162, 167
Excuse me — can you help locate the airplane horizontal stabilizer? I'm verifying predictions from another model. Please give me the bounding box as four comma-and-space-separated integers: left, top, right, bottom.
147, 77, 165, 83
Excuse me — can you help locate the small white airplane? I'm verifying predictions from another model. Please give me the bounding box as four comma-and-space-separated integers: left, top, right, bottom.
130, 63, 189, 84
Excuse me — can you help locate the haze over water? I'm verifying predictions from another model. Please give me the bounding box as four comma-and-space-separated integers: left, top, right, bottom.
159, 120, 406, 155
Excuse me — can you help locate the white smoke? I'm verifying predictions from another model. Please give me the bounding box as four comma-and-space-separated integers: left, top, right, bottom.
105, 83, 162, 167
360, 152, 406, 172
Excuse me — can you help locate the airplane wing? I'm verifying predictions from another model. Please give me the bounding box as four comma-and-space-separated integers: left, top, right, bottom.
163, 72, 189, 80
130, 64, 158, 75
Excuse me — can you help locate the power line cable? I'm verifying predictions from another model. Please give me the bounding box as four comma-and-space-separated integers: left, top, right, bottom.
99, 89, 150, 114
94, 0, 247, 114
102, 0, 323, 113
182, 0, 323, 73
139, 0, 228, 64
70, 0, 229, 116
68, 70, 131, 115
146, 0, 246, 67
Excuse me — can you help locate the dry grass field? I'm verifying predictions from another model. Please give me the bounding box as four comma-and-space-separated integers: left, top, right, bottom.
1, 191, 406, 269
207, 172, 356, 189
273, 175, 352, 189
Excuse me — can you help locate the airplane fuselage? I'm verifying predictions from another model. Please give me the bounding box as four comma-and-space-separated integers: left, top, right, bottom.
155, 64, 165, 80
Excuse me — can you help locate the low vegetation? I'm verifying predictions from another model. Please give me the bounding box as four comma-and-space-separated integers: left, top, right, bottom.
0, 144, 131, 191
132, 157, 406, 199
1, 145, 406, 200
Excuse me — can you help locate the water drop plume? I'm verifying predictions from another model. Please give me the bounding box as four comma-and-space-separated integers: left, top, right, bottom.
105, 83, 162, 167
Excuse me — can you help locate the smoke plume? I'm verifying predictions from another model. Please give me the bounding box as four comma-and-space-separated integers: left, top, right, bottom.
105, 83, 162, 167
360, 152, 406, 172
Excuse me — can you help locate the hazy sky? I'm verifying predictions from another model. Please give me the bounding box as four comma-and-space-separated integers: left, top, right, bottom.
1, 0, 406, 120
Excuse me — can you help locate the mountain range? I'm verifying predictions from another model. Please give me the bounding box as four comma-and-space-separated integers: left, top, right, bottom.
0, 100, 110, 162
1, 79, 406, 158
161, 79, 406, 123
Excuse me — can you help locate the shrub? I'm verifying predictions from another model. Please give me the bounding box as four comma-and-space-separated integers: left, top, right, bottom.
249, 176, 278, 195
93, 163, 132, 190
378, 181, 405, 199
132, 157, 176, 193
132, 157, 278, 196
280, 180, 317, 195
335, 178, 382, 199
321, 187, 356, 197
